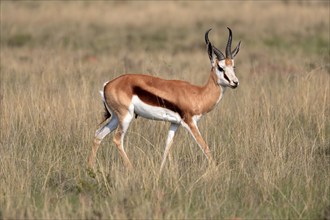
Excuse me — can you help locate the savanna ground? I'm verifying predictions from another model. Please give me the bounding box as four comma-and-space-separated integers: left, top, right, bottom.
0, 1, 329, 219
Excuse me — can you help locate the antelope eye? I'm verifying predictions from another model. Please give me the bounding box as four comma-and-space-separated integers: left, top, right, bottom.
217, 65, 224, 72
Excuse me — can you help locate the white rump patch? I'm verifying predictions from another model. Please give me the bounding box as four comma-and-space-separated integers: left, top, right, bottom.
99, 90, 105, 102
131, 95, 182, 124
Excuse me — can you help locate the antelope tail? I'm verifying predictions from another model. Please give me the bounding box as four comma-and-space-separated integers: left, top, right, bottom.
99, 90, 111, 125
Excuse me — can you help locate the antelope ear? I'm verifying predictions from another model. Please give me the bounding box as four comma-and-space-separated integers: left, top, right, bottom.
207, 42, 216, 66
232, 41, 241, 58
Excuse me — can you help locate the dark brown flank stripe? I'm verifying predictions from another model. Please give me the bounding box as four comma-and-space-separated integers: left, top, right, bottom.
133, 86, 183, 118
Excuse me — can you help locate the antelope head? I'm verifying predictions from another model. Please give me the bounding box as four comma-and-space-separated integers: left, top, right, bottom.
205, 27, 241, 89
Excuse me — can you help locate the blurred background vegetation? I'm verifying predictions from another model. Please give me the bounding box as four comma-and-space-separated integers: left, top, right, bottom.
0, 1, 329, 219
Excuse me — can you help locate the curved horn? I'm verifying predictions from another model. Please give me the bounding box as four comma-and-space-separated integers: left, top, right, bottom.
226, 27, 233, 59
205, 28, 225, 60
205, 28, 212, 45
213, 44, 225, 60
232, 41, 241, 58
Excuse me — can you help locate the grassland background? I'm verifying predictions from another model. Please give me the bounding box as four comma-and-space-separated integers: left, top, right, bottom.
0, 1, 329, 219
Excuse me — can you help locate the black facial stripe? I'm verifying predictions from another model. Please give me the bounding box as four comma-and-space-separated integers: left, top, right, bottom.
224, 72, 230, 82
217, 64, 230, 82
217, 64, 224, 72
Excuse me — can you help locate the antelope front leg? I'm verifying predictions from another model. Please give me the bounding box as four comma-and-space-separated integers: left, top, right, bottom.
183, 120, 213, 163
159, 123, 179, 174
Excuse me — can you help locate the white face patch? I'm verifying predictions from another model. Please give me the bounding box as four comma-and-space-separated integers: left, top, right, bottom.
216, 59, 239, 89
131, 95, 182, 124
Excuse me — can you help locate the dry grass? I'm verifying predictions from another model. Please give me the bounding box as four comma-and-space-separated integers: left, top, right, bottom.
1, 1, 329, 219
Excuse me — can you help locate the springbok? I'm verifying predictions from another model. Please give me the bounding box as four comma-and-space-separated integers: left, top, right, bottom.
87, 28, 241, 172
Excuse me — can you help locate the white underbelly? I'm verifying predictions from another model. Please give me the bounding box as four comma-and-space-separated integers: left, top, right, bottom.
131, 95, 182, 124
